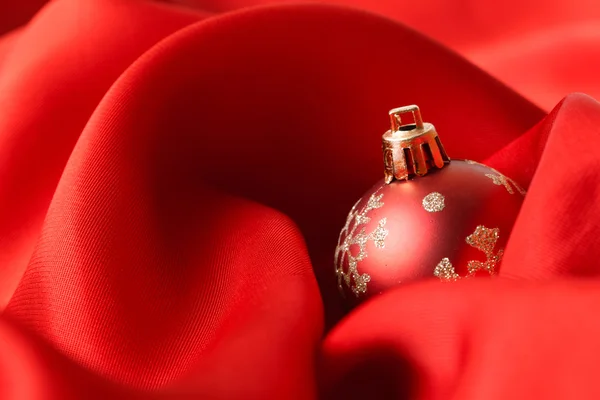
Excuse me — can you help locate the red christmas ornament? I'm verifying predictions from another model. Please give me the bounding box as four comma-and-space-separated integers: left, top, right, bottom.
334, 105, 525, 306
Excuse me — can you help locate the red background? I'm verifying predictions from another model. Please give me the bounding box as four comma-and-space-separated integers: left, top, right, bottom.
1, 0, 600, 398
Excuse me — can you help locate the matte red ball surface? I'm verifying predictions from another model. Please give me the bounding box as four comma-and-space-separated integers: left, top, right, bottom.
334, 160, 524, 307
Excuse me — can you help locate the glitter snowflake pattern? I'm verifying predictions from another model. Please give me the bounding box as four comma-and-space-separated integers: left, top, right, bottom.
422, 192, 445, 212
335, 191, 388, 296
434, 225, 503, 282
465, 226, 504, 276
433, 257, 460, 282
465, 159, 526, 196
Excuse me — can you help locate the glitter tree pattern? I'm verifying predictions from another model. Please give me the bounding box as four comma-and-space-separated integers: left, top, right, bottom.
434, 225, 503, 282
335, 191, 389, 296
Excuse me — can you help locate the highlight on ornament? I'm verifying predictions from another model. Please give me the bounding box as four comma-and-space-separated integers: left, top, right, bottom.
334, 105, 526, 307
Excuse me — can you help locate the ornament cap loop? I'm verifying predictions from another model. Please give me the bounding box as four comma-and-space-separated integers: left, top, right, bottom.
382, 105, 450, 183
389, 105, 424, 131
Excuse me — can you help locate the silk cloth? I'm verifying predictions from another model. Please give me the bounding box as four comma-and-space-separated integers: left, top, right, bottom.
1, 1, 600, 398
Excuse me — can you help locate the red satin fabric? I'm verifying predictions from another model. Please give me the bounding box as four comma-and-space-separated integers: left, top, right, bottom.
1, 0, 600, 399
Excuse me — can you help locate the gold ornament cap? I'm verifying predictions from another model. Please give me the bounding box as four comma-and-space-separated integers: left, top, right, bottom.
382, 105, 450, 183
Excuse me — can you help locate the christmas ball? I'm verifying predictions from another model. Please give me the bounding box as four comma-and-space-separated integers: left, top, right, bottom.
334, 105, 525, 306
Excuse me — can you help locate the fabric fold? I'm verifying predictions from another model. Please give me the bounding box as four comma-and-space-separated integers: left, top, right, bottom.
0, 0, 598, 398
